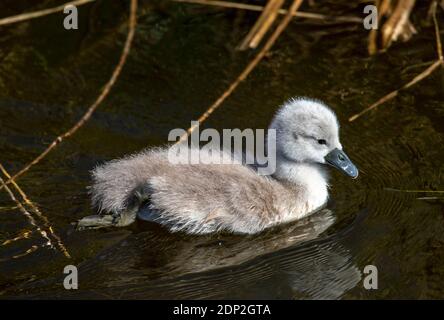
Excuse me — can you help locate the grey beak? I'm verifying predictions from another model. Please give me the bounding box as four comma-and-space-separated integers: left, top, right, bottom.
325, 148, 358, 178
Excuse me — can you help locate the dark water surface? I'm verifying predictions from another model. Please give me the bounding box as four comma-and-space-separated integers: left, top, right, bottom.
0, 0, 443, 299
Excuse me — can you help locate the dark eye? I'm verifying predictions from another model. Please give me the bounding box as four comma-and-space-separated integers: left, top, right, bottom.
317, 139, 327, 145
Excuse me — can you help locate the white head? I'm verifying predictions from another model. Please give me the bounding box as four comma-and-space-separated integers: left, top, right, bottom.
269, 97, 358, 179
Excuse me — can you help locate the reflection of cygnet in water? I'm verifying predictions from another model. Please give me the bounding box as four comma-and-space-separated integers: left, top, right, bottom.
82, 209, 337, 281
78, 98, 358, 234
136, 208, 338, 275
17, 209, 338, 298
134, 209, 361, 300
12, 209, 361, 299
66, 209, 360, 299
283, 241, 361, 299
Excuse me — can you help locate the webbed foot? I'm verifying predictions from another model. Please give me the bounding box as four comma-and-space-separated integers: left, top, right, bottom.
75, 214, 116, 230
76, 183, 151, 230
76, 209, 137, 230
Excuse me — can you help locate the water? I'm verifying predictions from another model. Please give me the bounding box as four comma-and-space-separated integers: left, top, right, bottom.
0, 0, 443, 299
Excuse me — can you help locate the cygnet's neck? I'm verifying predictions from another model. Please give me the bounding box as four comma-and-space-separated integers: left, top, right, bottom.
273, 156, 329, 210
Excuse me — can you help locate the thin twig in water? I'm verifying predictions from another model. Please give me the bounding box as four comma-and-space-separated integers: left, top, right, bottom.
349, 3, 443, 122
416, 196, 443, 200
178, 0, 304, 142
0, 245, 40, 262
0, 205, 19, 211
401, 60, 435, 74
12, 245, 39, 260
0, 0, 138, 188
0, 0, 96, 27
2, 230, 32, 246
348, 60, 442, 122
173, 0, 362, 23
384, 187, 444, 193
0, 163, 71, 258
0, 176, 53, 250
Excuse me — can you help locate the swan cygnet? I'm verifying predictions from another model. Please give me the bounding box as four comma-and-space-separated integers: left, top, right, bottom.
77, 97, 358, 234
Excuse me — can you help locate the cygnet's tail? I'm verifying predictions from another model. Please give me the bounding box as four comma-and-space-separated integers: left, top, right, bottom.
89, 148, 164, 215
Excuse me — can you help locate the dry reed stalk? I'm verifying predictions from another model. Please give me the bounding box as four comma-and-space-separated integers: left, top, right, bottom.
368, 0, 417, 54
381, 0, 416, 49
173, 0, 362, 23
0, 0, 138, 188
432, 0, 444, 62
238, 0, 285, 50
0, 163, 71, 258
178, 0, 304, 143
368, 0, 391, 55
349, 2, 443, 122
0, 0, 96, 27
